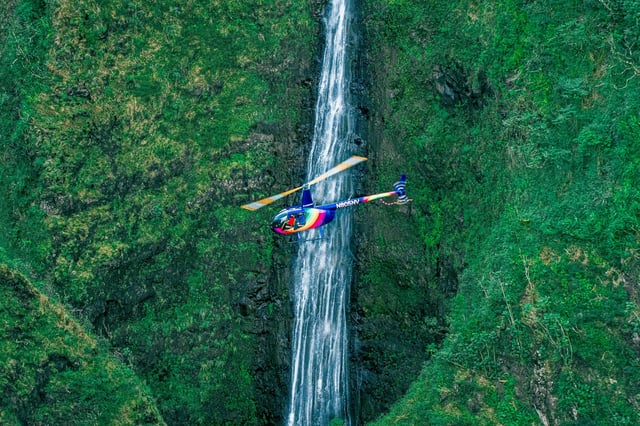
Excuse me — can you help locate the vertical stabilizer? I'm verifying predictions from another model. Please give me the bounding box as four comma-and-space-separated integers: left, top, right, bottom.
394, 174, 408, 204
301, 187, 314, 208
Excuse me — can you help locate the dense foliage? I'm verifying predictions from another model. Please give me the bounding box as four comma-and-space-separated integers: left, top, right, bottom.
3, 0, 640, 424
0, 264, 164, 424
1, 0, 320, 423
360, 0, 640, 424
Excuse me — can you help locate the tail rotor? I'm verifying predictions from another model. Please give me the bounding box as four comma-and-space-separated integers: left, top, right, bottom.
394, 174, 409, 204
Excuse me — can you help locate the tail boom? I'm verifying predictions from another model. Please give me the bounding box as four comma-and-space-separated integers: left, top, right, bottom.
321, 174, 408, 210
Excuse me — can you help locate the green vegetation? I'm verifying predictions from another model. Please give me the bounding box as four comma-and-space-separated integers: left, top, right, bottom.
0, 264, 164, 424
3, 0, 640, 423
1, 0, 320, 423
360, 0, 640, 423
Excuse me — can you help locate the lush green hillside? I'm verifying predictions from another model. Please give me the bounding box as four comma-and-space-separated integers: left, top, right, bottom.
1, 0, 321, 423
4, 0, 640, 424
360, 0, 640, 424
0, 263, 164, 424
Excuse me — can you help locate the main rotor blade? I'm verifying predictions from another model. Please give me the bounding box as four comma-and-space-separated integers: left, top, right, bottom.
306, 155, 367, 186
240, 156, 366, 211
241, 186, 303, 211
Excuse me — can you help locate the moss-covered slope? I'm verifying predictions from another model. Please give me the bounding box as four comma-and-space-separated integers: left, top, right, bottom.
359, 0, 640, 424
1, 0, 322, 423
0, 264, 164, 424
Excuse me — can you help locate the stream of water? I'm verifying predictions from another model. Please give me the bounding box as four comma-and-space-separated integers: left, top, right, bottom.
286, 0, 355, 424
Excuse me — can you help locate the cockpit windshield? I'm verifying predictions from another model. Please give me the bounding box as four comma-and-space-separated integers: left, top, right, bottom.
271, 209, 306, 232
271, 214, 289, 230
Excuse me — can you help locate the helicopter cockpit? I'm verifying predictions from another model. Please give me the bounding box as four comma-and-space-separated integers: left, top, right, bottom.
271, 208, 307, 233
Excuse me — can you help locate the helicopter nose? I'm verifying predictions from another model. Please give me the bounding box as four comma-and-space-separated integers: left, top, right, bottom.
271, 213, 287, 230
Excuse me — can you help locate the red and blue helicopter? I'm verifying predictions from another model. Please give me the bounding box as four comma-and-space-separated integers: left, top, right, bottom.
241, 156, 408, 238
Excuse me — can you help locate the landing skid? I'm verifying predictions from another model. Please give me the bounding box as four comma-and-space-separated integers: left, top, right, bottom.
288, 227, 325, 244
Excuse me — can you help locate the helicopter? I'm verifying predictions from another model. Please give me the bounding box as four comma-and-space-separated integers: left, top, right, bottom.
241, 156, 408, 238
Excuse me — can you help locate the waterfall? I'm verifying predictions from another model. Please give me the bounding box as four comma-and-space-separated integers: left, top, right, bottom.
287, 0, 355, 424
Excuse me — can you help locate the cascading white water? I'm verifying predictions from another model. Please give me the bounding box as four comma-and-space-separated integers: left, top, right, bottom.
287, 0, 355, 425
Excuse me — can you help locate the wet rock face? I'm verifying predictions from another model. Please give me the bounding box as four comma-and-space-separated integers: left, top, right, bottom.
531, 350, 557, 426
248, 43, 321, 423
347, 4, 462, 423
251, 251, 293, 424
432, 63, 491, 108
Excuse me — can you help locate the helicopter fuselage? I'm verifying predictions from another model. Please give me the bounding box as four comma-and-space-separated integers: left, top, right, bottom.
270, 206, 336, 235
270, 184, 404, 235
240, 155, 408, 237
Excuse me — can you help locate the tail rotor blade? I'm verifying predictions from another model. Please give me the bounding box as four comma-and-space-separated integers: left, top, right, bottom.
306, 155, 367, 186
241, 186, 303, 211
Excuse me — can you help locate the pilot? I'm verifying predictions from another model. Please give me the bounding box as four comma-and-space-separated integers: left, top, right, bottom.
284, 215, 296, 230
